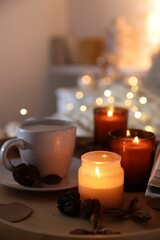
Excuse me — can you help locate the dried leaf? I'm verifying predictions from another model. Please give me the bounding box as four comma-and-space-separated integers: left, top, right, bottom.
130, 209, 152, 222
93, 226, 121, 235
0, 202, 33, 222
128, 197, 138, 211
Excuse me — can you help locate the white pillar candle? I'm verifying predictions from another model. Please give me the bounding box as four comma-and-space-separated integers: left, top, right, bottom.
78, 151, 124, 208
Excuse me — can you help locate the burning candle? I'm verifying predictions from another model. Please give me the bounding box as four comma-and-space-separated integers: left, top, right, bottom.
78, 151, 124, 208
94, 106, 128, 147
109, 129, 156, 191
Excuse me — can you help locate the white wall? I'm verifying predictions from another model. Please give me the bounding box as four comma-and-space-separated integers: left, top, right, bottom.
68, 0, 147, 37
0, 0, 68, 127
0, 0, 150, 128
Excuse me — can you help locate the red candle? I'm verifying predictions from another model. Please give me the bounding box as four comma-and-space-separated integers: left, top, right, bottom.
94, 106, 128, 147
109, 129, 156, 191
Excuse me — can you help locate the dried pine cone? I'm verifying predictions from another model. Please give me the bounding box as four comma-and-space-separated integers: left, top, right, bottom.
57, 190, 81, 217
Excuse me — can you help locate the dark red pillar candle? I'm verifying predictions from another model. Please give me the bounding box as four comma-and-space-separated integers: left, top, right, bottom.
109, 129, 156, 191
94, 106, 128, 147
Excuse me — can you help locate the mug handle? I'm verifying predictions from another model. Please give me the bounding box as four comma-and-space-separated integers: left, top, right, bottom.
0, 138, 24, 171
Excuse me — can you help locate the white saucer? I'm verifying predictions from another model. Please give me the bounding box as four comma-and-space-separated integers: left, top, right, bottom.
0, 157, 81, 192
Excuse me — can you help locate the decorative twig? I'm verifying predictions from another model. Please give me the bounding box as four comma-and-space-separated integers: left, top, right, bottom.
70, 227, 120, 235
57, 191, 152, 236
103, 197, 152, 222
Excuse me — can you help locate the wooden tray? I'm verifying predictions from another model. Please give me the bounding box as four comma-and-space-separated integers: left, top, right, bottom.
0, 137, 160, 239
0, 184, 160, 240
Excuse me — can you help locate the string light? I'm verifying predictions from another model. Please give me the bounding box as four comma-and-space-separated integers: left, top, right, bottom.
75, 91, 84, 99
81, 74, 92, 85
139, 96, 147, 104
131, 106, 138, 112
134, 111, 142, 119
104, 89, 112, 97
144, 125, 156, 133
101, 76, 112, 86
80, 105, 87, 112
20, 108, 27, 115
66, 103, 74, 111
62, 73, 159, 134
124, 99, 132, 107
128, 76, 138, 86
107, 96, 115, 103
131, 85, 139, 92
95, 97, 103, 105
126, 92, 134, 99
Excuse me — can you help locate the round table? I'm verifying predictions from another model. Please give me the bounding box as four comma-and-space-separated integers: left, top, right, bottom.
0, 175, 160, 240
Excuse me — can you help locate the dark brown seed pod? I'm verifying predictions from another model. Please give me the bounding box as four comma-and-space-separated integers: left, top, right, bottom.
57, 190, 81, 217
28, 164, 41, 181
12, 163, 35, 187
42, 174, 62, 185
57, 190, 80, 205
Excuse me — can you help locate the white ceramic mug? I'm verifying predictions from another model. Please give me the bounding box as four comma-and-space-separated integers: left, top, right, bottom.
0, 119, 76, 178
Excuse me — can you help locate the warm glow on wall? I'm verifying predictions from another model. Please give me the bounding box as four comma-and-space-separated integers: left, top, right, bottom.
146, 0, 160, 53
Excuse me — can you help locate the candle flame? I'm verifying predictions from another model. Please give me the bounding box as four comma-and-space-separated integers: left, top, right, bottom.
133, 136, 139, 143
126, 130, 131, 137
107, 110, 113, 117
95, 166, 101, 178
107, 108, 114, 117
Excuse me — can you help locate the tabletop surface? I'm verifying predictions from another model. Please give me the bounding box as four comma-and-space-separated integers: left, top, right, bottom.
0, 166, 160, 240
0, 138, 160, 240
